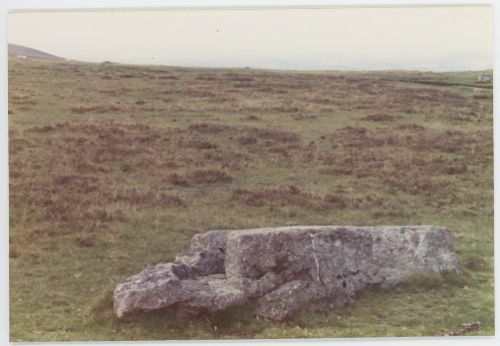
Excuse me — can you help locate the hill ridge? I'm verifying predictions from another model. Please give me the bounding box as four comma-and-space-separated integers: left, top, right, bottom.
8, 43, 65, 61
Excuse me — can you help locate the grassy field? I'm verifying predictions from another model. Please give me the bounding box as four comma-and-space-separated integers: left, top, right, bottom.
8, 57, 494, 341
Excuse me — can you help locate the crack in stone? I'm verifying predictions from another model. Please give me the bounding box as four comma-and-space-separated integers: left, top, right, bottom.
309, 233, 322, 284
412, 234, 425, 262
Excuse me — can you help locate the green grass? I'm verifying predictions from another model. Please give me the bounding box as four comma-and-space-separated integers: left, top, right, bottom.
8, 57, 494, 340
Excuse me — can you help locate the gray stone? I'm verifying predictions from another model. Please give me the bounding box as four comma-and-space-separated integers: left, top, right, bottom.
113, 262, 192, 319
113, 225, 461, 320
175, 230, 227, 276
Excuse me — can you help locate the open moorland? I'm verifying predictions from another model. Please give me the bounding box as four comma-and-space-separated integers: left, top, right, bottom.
8, 57, 493, 340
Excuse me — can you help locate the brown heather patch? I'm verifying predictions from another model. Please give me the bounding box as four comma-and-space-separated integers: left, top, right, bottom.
189, 169, 233, 185
403, 107, 417, 114
232, 186, 329, 210
188, 123, 231, 134
76, 235, 96, 248
309, 97, 337, 105
238, 136, 257, 146
292, 114, 318, 121
226, 75, 254, 83
445, 111, 480, 123
195, 74, 218, 81
269, 105, 300, 113
187, 140, 218, 150
253, 128, 300, 144
113, 188, 186, 208
29, 123, 68, 132
323, 193, 392, 210
10, 173, 186, 238
167, 169, 233, 186
53, 174, 100, 190
316, 132, 485, 201
93, 146, 148, 164
397, 87, 464, 101
98, 87, 133, 96
232, 186, 391, 211
10, 98, 37, 107
383, 173, 451, 197
72, 160, 108, 175
119, 73, 139, 79
356, 82, 377, 95
157, 75, 179, 80
255, 87, 289, 94
71, 104, 122, 114
27, 121, 185, 170
428, 157, 468, 175
361, 113, 398, 122
10, 91, 36, 101
330, 126, 481, 155
9, 122, 196, 234
395, 124, 426, 131
331, 126, 385, 149
10, 174, 107, 224
473, 94, 491, 100
182, 89, 218, 98
9, 228, 63, 250
231, 128, 303, 158
389, 154, 470, 177
158, 159, 180, 169
217, 127, 302, 151
243, 115, 259, 121
8, 128, 18, 138
9, 170, 23, 179
167, 173, 190, 187
231, 82, 256, 89
9, 137, 33, 154
404, 130, 478, 154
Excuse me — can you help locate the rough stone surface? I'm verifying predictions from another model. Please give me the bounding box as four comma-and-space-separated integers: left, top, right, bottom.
175, 230, 227, 276
114, 226, 461, 320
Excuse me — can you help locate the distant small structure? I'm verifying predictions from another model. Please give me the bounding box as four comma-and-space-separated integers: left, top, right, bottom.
477, 74, 490, 82
16, 55, 27, 59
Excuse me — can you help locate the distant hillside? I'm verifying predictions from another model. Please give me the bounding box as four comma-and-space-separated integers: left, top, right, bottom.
8, 43, 65, 61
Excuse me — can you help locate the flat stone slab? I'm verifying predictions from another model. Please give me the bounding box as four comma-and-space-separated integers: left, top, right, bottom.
114, 226, 461, 320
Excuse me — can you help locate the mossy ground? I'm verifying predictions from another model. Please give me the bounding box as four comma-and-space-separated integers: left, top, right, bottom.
8, 58, 493, 340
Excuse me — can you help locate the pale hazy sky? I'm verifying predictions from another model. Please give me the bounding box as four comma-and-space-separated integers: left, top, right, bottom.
8, 6, 494, 71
